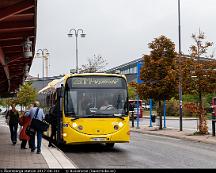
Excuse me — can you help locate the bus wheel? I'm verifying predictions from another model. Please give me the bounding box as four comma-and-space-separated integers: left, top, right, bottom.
106, 143, 115, 148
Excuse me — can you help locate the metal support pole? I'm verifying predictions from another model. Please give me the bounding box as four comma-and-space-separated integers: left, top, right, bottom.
75, 33, 78, 73
149, 98, 153, 127
136, 97, 140, 129
68, 28, 85, 74
178, 0, 183, 131
163, 97, 166, 128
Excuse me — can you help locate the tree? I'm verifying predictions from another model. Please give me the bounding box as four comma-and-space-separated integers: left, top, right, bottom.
0, 97, 17, 110
137, 35, 178, 129
79, 54, 108, 73
128, 82, 137, 100
182, 30, 216, 134
16, 82, 37, 110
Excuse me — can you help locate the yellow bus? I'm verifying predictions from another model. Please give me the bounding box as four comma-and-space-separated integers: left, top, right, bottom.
39, 73, 130, 147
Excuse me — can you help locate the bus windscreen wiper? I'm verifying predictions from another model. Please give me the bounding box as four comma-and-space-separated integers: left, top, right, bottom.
71, 116, 79, 121
112, 114, 125, 120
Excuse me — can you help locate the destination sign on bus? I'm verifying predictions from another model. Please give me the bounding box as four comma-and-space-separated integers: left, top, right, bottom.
68, 77, 125, 88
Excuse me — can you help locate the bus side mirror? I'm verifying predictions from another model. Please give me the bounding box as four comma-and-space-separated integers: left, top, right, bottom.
56, 85, 64, 98
61, 84, 65, 97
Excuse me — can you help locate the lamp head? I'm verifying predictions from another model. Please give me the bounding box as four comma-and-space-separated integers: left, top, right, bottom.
36, 52, 40, 57
80, 33, 86, 38
67, 33, 73, 37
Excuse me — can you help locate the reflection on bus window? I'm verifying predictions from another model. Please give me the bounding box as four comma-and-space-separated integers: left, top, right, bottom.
64, 89, 127, 117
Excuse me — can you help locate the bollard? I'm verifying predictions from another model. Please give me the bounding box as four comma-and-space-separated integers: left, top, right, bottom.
212, 120, 215, 136
151, 114, 156, 123
131, 111, 134, 128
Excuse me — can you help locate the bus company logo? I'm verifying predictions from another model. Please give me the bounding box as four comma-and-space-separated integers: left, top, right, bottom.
63, 123, 68, 127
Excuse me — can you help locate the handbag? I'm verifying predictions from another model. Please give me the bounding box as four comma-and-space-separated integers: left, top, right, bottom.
30, 108, 49, 131
18, 116, 24, 126
25, 126, 35, 137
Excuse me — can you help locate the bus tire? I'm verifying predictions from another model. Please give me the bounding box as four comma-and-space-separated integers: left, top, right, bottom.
106, 143, 115, 148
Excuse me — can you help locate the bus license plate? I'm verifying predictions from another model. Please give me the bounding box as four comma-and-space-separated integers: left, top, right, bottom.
91, 138, 106, 141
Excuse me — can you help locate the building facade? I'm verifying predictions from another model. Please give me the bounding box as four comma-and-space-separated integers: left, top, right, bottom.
106, 57, 143, 83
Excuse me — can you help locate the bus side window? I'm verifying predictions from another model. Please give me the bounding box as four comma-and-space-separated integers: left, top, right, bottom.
60, 98, 63, 112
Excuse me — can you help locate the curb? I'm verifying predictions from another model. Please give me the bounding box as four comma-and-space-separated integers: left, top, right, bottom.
52, 143, 78, 169
142, 116, 198, 120
42, 139, 77, 168
131, 128, 216, 145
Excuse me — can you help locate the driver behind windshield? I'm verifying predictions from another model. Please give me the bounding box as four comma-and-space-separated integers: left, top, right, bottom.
100, 100, 114, 111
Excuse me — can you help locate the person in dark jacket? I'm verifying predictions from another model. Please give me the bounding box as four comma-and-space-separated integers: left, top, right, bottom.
6, 104, 20, 145
48, 103, 58, 147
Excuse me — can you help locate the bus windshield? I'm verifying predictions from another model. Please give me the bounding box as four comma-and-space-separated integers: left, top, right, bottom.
64, 76, 128, 118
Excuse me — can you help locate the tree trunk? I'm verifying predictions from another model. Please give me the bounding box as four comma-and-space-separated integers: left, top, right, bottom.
198, 91, 208, 134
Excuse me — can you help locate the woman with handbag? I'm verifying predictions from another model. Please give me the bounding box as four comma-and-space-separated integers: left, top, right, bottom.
29, 101, 45, 154
19, 105, 32, 149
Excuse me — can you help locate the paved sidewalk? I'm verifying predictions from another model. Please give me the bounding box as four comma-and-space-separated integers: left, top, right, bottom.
0, 116, 76, 169
131, 124, 216, 145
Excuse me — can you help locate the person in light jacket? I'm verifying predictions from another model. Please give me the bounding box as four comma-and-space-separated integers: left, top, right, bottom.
29, 101, 45, 154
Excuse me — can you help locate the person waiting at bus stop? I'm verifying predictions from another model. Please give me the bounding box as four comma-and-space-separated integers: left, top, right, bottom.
29, 101, 45, 154
6, 104, 20, 145
48, 101, 58, 147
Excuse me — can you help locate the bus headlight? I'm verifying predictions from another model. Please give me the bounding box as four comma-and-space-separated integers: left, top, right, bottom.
63, 133, 67, 137
118, 122, 123, 127
72, 123, 77, 128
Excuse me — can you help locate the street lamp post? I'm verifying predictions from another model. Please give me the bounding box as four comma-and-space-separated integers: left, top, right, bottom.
67, 28, 86, 73
36, 49, 50, 106
36, 49, 50, 78
178, 0, 183, 131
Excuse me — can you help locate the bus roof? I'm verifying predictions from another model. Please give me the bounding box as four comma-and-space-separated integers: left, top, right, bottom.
38, 73, 127, 94
67, 73, 127, 80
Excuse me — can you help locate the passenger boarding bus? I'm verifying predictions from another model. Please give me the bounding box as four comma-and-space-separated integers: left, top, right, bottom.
39, 73, 130, 148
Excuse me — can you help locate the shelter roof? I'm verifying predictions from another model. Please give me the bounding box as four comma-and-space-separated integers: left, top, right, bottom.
0, 0, 37, 97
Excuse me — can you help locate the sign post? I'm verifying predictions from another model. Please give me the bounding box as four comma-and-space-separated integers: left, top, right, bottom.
136, 62, 143, 129
149, 98, 153, 127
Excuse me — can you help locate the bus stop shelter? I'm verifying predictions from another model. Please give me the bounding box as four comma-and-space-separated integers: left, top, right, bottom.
0, 0, 37, 98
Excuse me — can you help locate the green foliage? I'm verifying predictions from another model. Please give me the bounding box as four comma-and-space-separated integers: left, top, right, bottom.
166, 98, 179, 117
183, 94, 199, 103
16, 82, 37, 108
128, 85, 136, 100
0, 97, 18, 109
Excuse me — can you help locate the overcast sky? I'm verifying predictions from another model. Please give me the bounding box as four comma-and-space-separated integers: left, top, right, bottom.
29, 0, 216, 77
